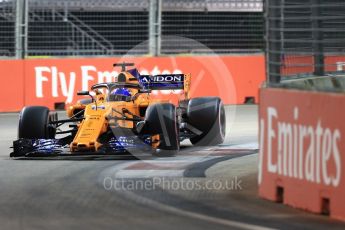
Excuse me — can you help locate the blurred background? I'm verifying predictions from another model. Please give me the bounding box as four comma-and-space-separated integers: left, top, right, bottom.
0, 0, 264, 58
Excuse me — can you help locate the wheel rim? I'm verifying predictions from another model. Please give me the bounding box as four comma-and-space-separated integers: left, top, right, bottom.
219, 103, 226, 139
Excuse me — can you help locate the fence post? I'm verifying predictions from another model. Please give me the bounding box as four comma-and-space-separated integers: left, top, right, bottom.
312, 0, 324, 76
15, 0, 28, 59
148, 0, 162, 56
24, 0, 29, 58
266, 0, 282, 84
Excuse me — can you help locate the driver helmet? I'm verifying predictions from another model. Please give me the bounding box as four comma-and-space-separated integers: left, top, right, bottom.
110, 88, 132, 101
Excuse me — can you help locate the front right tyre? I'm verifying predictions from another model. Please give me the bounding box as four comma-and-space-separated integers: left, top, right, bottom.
145, 103, 179, 157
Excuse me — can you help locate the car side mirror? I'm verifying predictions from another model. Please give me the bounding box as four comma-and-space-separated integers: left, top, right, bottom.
77, 90, 95, 102
139, 89, 152, 93
77, 90, 90, 96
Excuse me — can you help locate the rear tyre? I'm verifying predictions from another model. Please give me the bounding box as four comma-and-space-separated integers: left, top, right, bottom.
18, 106, 55, 139
187, 97, 226, 146
145, 103, 179, 157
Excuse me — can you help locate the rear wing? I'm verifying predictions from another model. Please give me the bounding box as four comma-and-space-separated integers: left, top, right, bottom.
139, 74, 191, 98
138, 74, 183, 90
127, 69, 191, 98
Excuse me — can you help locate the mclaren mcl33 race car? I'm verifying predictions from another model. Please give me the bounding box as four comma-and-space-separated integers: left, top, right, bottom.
11, 63, 226, 158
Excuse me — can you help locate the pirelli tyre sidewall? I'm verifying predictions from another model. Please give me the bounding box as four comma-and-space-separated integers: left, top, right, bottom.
187, 97, 226, 146
145, 103, 179, 156
18, 106, 54, 139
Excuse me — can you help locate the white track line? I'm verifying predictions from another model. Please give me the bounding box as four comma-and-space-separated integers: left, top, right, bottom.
219, 142, 259, 149
115, 169, 184, 178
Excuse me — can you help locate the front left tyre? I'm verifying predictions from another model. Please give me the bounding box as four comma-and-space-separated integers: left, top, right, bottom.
18, 106, 56, 139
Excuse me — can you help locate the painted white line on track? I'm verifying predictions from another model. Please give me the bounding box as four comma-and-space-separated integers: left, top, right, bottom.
0, 113, 19, 116
136, 158, 213, 163
115, 169, 185, 178
219, 142, 259, 149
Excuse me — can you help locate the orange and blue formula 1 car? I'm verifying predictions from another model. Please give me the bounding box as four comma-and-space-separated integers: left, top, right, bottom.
11, 63, 225, 158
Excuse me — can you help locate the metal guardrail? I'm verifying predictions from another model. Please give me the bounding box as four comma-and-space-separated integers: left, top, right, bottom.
266, 0, 345, 84
0, 0, 15, 57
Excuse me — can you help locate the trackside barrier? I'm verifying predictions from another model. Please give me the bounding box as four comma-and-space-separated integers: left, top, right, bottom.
259, 88, 345, 221
0, 60, 25, 111
282, 55, 345, 76
0, 55, 265, 112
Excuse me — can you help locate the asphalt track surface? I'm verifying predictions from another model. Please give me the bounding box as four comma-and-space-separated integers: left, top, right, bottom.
0, 105, 344, 230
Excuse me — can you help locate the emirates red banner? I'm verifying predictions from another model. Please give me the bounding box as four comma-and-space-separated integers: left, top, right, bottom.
259, 88, 345, 221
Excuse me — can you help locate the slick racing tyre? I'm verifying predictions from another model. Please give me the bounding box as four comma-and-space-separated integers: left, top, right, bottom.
18, 106, 56, 139
145, 103, 179, 157
187, 97, 226, 146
